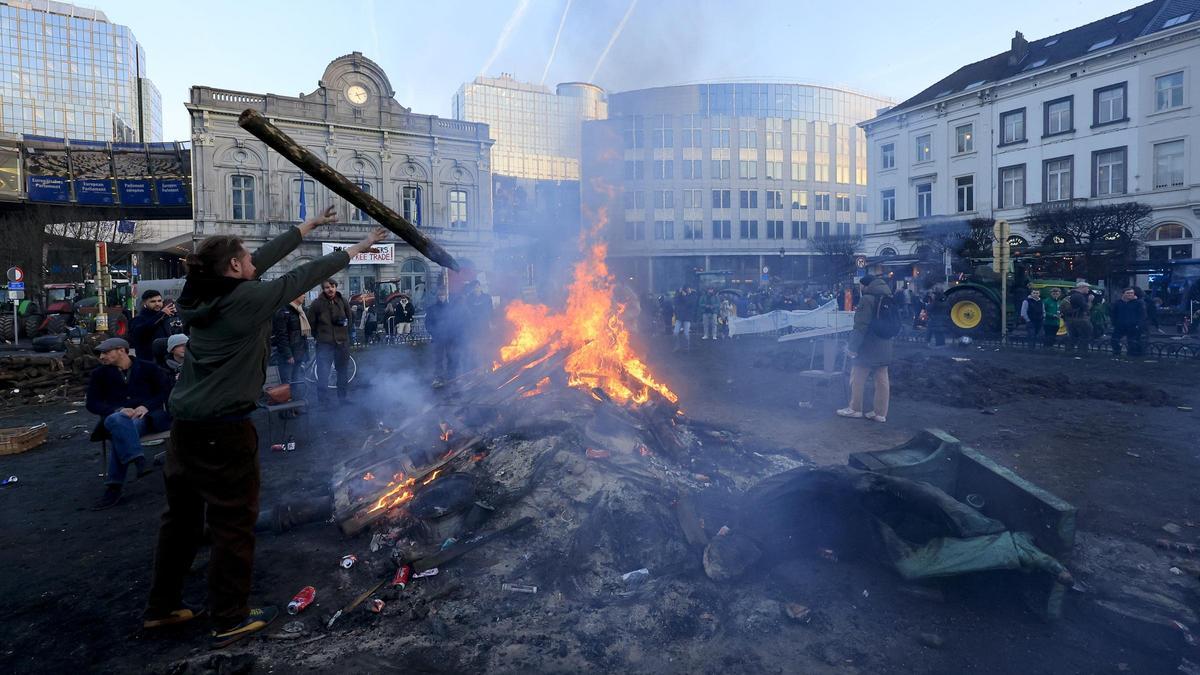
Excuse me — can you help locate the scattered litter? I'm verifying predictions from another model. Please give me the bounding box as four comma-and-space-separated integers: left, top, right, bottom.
367, 598, 384, 613
620, 568, 650, 585
70, 401, 84, 406
369, 532, 385, 552
1125, 451, 1142, 459
965, 493, 986, 509
861, 590, 869, 599
326, 610, 343, 629
1179, 406, 1193, 412
951, 357, 971, 362
1, 475, 17, 486
1173, 620, 1197, 647
818, 548, 839, 563
502, 583, 538, 594
340, 554, 357, 569
917, 632, 945, 649
784, 603, 811, 623
980, 409, 997, 415
1170, 567, 1184, 576
473, 501, 495, 511
693, 473, 712, 483
413, 568, 439, 579
391, 565, 412, 589
281, 620, 305, 635
62, 409, 77, 415
440, 537, 458, 550
1164, 523, 1185, 536
585, 447, 610, 459
716, 525, 731, 537
287, 586, 316, 615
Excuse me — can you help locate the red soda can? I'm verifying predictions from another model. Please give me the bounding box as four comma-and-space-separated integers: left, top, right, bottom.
368, 598, 385, 613
270, 443, 286, 452
391, 564, 412, 589
287, 586, 316, 615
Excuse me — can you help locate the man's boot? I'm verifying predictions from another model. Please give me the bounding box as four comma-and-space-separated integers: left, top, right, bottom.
92, 485, 122, 510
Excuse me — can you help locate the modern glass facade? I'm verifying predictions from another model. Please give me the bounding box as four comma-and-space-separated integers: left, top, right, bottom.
0, 0, 161, 142
585, 82, 894, 293
452, 75, 607, 181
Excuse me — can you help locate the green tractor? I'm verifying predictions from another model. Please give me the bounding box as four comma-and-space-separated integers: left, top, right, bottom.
944, 268, 1080, 337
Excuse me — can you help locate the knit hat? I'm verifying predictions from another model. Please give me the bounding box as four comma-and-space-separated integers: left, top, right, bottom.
167, 334, 189, 352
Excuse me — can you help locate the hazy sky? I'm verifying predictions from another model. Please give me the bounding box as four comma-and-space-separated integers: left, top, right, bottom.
91, 0, 1142, 141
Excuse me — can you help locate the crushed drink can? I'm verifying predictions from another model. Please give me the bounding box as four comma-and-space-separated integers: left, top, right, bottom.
585, 448, 610, 459
287, 586, 316, 615
413, 568, 439, 579
286, 436, 297, 452
270, 443, 286, 452
502, 583, 538, 594
368, 598, 385, 613
391, 564, 412, 589
340, 554, 357, 569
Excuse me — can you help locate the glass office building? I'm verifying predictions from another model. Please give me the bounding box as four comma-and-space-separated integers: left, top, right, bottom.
452, 74, 607, 181
0, 0, 161, 142
583, 82, 893, 293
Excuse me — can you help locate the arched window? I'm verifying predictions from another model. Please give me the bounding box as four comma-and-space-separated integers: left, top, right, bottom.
1148, 223, 1193, 241
352, 182, 372, 222
878, 247, 897, 257
914, 244, 934, 260
449, 189, 468, 228
1007, 234, 1028, 247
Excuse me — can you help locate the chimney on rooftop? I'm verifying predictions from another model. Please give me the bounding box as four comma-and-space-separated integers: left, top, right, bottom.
1008, 31, 1029, 65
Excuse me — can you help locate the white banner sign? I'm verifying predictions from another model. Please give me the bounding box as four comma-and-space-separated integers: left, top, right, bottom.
322, 242, 394, 265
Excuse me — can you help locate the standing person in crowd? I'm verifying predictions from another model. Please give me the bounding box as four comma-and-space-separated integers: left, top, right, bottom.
672, 286, 697, 352
837, 275, 894, 423
308, 280, 354, 403
425, 288, 459, 385
129, 290, 177, 363
1139, 287, 1162, 335
462, 281, 494, 370
1042, 287, 1064, 348
658, 294, 674, 336
391, 294, 415, 344
145, 206, 387, 646
926, 290, 949, 348
718, 295, 735, 339
86, 337, 172, 510
699, 287, 719, 340
1090, 294, 1110, 341
164, 333, 188, 384
1020, 288, 1044, 348
735, 292, 749, 319
272, 295, 310, 388
893, 283, 910, 323
1110, 287, 1146, 358
1062, 282, 1094, 355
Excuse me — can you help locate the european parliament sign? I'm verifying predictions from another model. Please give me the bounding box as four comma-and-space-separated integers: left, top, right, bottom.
21, 136, 191, 208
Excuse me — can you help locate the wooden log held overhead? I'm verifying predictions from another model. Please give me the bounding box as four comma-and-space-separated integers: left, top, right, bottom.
237, 108, 459, 271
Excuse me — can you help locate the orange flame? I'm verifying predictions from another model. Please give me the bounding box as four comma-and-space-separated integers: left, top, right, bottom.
497, 206, 677, 405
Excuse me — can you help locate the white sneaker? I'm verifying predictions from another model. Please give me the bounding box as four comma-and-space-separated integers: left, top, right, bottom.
865, 412, 887, 423
836, 408, 863, 418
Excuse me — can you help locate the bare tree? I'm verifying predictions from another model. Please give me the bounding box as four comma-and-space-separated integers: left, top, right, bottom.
1027, 202, 1151, 281
811, 234, 862, 285
44, 220, 152, 245
916, 217, 995, 261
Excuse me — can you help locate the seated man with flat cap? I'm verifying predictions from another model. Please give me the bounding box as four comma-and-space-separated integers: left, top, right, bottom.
86, 337, 172, 510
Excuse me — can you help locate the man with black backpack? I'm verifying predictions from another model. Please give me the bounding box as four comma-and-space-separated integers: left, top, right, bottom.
837, 275, 897, 423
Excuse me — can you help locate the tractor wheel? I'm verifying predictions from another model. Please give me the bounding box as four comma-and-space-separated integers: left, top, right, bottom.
948, 290, 999, 336
0, 313, 14, 342
22, 314, 43, 338
45, 314, 68, 335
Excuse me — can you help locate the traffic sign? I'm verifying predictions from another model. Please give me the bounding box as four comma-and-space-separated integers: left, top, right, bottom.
8, 290, 24, 300
6, 266, 22, 282
8, 281, 24, 290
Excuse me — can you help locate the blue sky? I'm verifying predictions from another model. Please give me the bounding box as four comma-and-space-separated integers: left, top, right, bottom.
94, 0, 1143, 141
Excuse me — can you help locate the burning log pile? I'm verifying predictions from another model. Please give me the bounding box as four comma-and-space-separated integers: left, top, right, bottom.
0, 336, 98, 404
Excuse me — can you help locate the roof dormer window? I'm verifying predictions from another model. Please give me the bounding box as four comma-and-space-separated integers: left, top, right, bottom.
1022, 58, 1048, 71
1163, 13, 1192, 28
1088, 37, 1116, 52
1044, 38, 1059, 46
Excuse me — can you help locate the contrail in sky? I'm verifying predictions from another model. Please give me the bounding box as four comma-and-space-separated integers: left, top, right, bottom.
480, 0, 533, 77
589, 0, 639, 83
540, 0, 573, 86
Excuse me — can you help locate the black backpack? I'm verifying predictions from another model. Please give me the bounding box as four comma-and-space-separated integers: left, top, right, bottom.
869, 294, 902, 339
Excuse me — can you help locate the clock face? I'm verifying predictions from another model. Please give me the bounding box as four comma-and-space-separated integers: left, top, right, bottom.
346, 85, 368, 105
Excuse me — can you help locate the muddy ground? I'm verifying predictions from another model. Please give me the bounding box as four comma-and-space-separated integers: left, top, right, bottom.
1, 333, 1198, 674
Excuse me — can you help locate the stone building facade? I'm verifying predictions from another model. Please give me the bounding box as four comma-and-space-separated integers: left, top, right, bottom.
187, 52, 494, 303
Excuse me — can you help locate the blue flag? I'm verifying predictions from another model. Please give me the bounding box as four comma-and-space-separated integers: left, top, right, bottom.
298, 178, 307, 221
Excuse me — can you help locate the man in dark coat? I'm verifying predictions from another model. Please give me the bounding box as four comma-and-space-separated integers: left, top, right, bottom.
272, 296, 310, 386
307, 279, 353, 401
86, 337, 172, 509
425, 288, 460, 384
1110, 287, 1146, 358
461, 281, 495, 370
1020, 288, 1045, 348
1062, 282, 1094, 355
838, 275, 894, 423
129, 289, 177, 362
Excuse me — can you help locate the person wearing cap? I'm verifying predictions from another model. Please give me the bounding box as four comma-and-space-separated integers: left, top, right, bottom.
1062, 281, 1094, 356
85, 337, 172, 510
837, 274, 894, 423
144, 205, 387, 646
129, 289, 177, 363
164, 333, 188, 381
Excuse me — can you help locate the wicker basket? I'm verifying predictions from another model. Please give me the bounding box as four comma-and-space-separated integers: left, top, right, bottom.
0, 423, 49, 456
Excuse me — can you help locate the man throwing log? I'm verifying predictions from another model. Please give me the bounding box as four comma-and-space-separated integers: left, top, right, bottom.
143, 204, 387, 647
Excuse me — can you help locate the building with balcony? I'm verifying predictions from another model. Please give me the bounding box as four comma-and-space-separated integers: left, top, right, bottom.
188, 53, 493, 302
861, 0, 1199, 280
0, 0, 161, 142
581, 82, 893, 293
